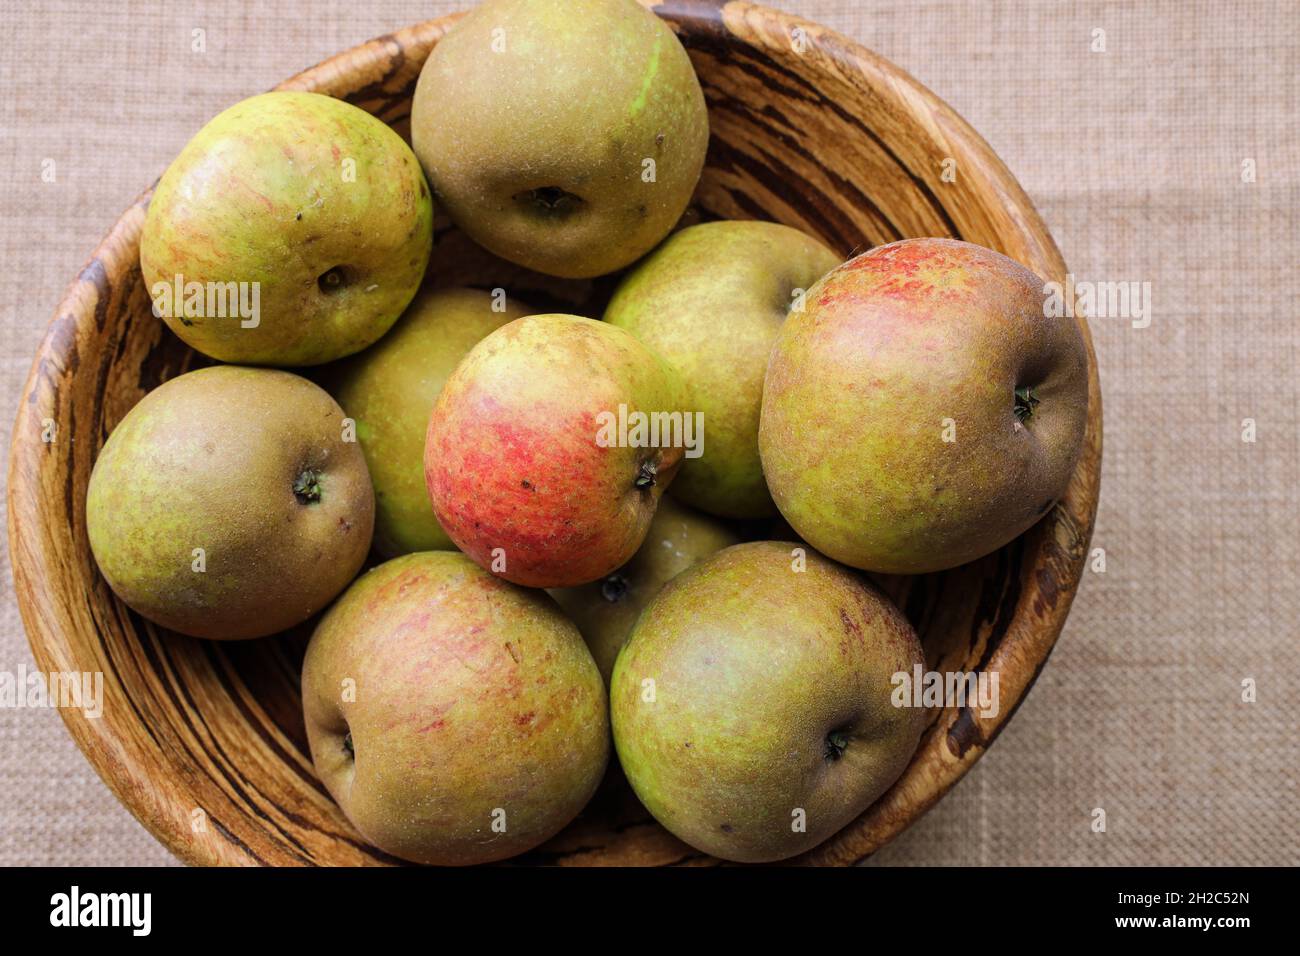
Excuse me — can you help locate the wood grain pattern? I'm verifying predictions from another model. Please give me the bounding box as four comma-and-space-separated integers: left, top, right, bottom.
6, 1, 1101, 866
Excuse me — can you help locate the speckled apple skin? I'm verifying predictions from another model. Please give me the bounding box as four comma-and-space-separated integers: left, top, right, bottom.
302, 551, 609, 866
606, 220, 841, 518
549, 496, 739, 684
425, 314, 686, 588
410, 0, 708, 279
611, 541, 925, 863
141, 91, 433, 367
85, 366, 374, 640
759, 238, 1089, 575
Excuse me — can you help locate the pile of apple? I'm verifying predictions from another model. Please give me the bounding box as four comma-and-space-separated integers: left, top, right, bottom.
85, 0, 1088, 864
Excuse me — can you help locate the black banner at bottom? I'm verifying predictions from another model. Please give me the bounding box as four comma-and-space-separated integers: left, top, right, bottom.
2, 865, 1279, 940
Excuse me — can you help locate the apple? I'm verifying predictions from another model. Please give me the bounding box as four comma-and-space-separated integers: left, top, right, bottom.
86, 366, 374, 640
410, 0, 708, 278
302, 551, 608, 865
141, 91, 434, 366
326, 287, 531, 557
425, 314, 687, 588
611, 541, 926, 863
605, 220, 840, 518
759, 238, 1089, 574
550, 496, 739, 684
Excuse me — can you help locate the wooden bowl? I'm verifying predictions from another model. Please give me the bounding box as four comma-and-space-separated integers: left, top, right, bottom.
7, 0, 1101, 866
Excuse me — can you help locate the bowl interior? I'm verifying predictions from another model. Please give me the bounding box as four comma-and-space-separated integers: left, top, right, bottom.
8, 1, 1099, 866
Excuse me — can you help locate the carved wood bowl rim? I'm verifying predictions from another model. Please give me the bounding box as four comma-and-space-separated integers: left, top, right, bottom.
6, 1, 1101, 866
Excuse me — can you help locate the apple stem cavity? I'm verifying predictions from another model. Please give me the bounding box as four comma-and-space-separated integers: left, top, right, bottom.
600, 574, 630, 603
824, 730, 849, 762
294, 468, 324, 504
634, 460, 658, 490
317, 266, 350, 294
1014, 385, 1041, 423
516, 186, 584, 217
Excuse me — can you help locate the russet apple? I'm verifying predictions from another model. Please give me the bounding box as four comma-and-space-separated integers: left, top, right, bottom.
410, 0, 708, 278
302, 551, 608, 865
141, 91, 433, 366
605, 220, 841, 518
611, 541, 926, 863
86, 366, 374, 640
759, 238, 1089, 574
550, 496, 739, 684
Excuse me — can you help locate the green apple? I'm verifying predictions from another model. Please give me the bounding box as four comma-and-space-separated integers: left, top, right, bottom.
606, 220, 840, 517
759, 238, 1089, 574
611, 541, 925, 863
86, 366, 374, 640
425, 314, 687, 588
141, 91, 433, 366
410, 0, 708, 278
326, 287, 531, 557
550, 496, 739, 684
302, 551, 608, 865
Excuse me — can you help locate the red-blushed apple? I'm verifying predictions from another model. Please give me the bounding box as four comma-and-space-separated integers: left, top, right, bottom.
759, 238, 1089, 575
302, 551, 609, 865
611, 541, 926, 863
425, 314, 687, 588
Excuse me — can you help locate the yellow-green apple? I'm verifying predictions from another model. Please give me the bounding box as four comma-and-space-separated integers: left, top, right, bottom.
611, 541, 925, 862
550, 496, 739, 684
141, 91, 433, 366
759, 238, 1089, 574
302, 551, 608, 865
606, 220, 840, 517
410, 0, 708, 278
425, 314, 688, 588
86, 366, 374, 640
326, 287, 531, 557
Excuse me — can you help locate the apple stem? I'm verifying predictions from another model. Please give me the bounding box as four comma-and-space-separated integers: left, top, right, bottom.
294, 468, 323, 504
342, 732, 354, 759
824, 730, 849, 761
634, 460, 658, 490
1014, 386, 1040, 423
